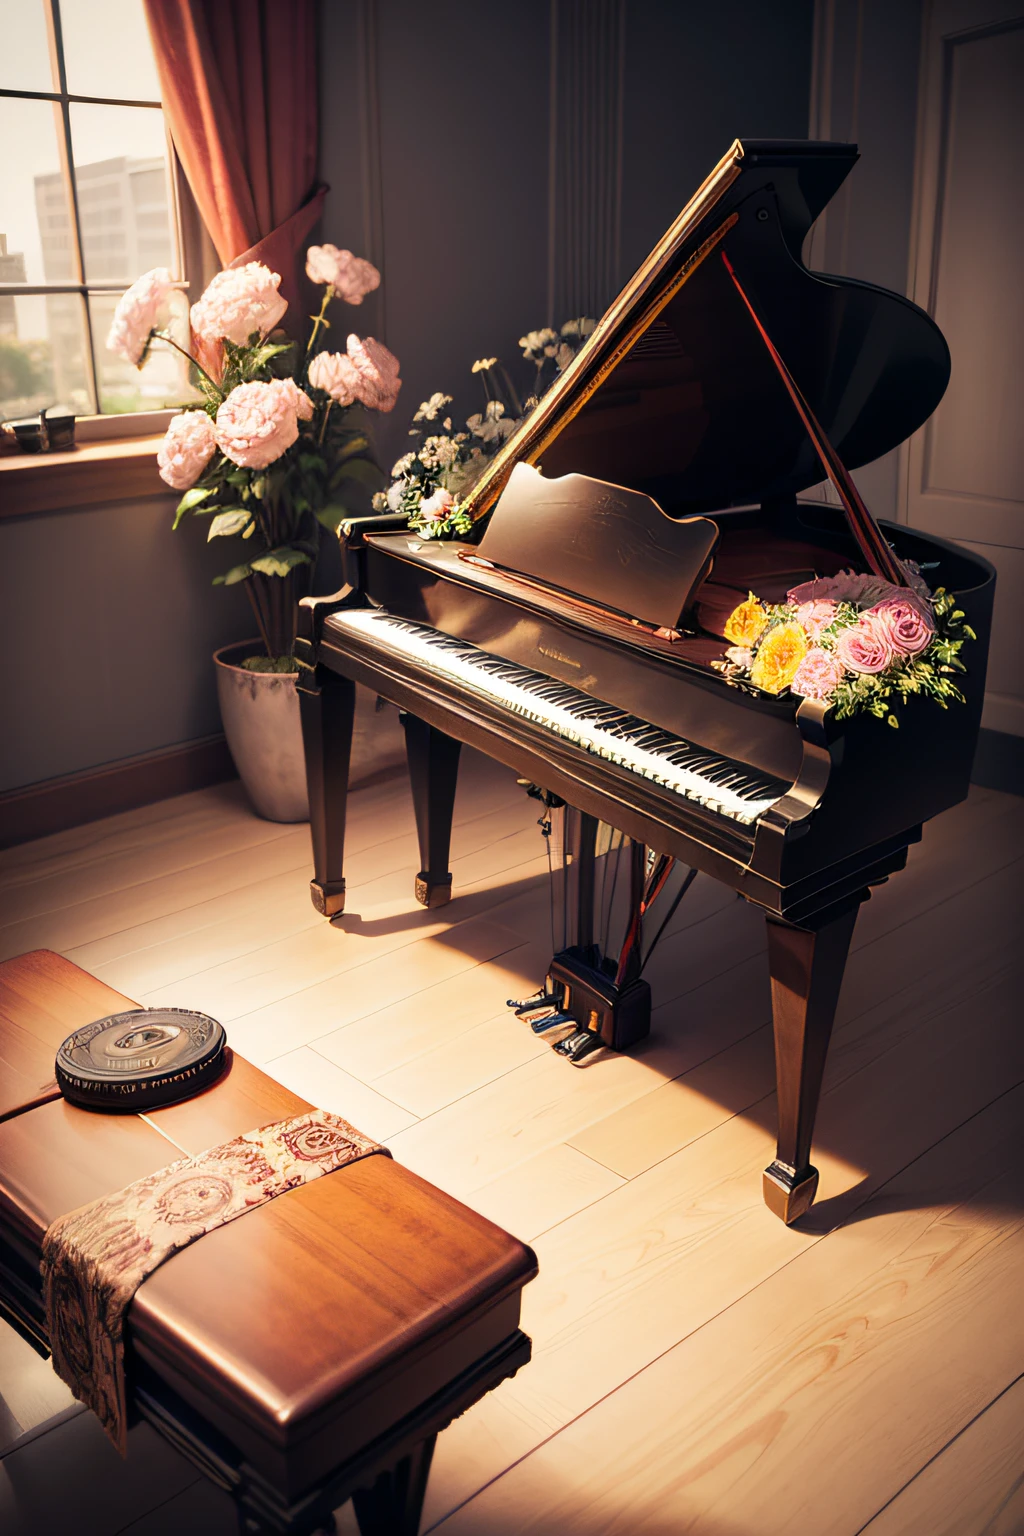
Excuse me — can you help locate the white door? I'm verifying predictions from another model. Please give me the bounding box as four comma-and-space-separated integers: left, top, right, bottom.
903, 0, 1024, 739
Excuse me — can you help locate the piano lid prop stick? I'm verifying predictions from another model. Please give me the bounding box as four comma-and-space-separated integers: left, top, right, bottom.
638, 866, 699, 978
719, 249, 907, 589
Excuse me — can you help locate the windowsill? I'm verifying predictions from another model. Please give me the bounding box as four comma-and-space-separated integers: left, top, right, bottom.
0, 434, 169, 518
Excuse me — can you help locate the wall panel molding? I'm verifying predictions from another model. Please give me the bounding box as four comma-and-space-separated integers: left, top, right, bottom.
547, 0, 626, 323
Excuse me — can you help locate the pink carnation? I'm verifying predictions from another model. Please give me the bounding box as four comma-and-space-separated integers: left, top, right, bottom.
307, 349, 361, 405
157, 410, 217, 489
869, 595, 934, 657
791, 646, 845, 700
106, 267, 174, 365
419, 488, 454, 522
305, 245, 380, 305
793, 599, 838, 639
834, 612, 895, 675
346, 333, 402, 412
190, 262, 287, 350
214, 379, 308, 469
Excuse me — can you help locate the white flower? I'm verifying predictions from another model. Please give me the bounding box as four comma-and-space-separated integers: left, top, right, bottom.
471, 357, 497, 374
519, 327, 558, 362
419, 434, 460, 469
414, 391, 452, 422
419, 487, 455, 522
386, 479, 407, 511
466, 400, 516, 445
391, 451, 416, 478
561, 316, 597, 340
305, 245, 380, 305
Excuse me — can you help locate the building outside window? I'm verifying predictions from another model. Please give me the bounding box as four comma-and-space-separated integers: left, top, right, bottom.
0, 0, 197, 424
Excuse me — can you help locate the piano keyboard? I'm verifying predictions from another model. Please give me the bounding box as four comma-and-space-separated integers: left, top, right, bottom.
331, 610, 789, 827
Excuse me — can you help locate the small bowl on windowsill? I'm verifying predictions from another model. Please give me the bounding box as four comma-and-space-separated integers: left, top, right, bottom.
5, 408, 76, 453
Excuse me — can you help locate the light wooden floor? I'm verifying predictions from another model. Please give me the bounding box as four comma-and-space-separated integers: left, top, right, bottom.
1, 752, 1022, 1536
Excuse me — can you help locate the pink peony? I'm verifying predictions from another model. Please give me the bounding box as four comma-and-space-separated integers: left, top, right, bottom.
214, 379, 309, 469
277, 376, 314, 421
190, 262, 287, 351
157, 410, 217, 489
307, 349, 361, 405
418, 488, 455, 522
868, 595, 934, 657
305, 245, 380, 305
834, 612, 895, 675
106, 267, 175, 365
793, 599, 838, 639
346, 333, 401, 411
791, 646, 845, 700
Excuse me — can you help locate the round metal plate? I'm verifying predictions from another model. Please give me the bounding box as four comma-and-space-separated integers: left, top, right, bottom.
55, 1008, 226, 1112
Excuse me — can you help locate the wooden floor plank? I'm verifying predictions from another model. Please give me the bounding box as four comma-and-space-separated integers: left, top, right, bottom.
858, 1373, 1024, 1536
433, 1084, 1024, 1535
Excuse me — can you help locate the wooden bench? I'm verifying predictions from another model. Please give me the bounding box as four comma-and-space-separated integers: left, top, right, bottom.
0, 950, 538, 1535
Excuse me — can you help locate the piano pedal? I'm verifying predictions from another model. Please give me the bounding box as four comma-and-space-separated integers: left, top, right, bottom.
552, 1029, 607, 1067
507, 991, 561, 1018
545, 948, 652, 1052
530, 1012, 578, 1041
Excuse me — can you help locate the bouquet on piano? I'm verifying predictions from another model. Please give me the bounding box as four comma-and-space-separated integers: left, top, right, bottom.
106, 249, 400, 663
719, 570, 974, 727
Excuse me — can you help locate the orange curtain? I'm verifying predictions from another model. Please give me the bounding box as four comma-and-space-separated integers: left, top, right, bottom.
144, 0, 326, 320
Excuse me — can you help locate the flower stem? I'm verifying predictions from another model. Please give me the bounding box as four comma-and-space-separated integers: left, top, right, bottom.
317, 397, 333, 446
155, 331, 220, 392
305, 288, 333, 359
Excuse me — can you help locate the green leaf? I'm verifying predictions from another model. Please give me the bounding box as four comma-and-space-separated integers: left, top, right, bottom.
335, 434, 370, 463
250, 547, 312, 579
207, 509, 252, 540
315, 503, 348, 533
331, 457, 383, 491
172, 485, 213, 530
213, 562, 253, 586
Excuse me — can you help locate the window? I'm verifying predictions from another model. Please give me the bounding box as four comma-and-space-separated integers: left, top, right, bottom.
0, 0, 196, 423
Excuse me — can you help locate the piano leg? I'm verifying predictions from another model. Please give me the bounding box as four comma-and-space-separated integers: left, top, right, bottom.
402, 713, 462, 908
299, 665, 355, 917
762, 897, 864, 1224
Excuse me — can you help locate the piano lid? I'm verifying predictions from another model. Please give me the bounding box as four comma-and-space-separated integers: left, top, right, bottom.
462, 139, 951, 523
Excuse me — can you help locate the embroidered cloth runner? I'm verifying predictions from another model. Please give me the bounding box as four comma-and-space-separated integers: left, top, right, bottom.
41, 1109, 386, 1452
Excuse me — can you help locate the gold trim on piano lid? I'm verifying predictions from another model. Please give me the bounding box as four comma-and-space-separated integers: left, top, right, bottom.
460, 138, 747, 526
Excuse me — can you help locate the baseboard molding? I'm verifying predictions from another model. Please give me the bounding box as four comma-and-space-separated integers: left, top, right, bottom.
0, 735, 238, 849
971, 727, 1024, 797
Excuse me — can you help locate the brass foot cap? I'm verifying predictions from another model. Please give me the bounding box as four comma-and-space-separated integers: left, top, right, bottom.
415, 872, 453, 908
762, 1162, 819, 1225
311, 880, 346, 918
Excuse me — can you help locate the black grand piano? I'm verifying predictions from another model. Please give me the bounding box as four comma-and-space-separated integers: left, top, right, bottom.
295, 140, 995, 1224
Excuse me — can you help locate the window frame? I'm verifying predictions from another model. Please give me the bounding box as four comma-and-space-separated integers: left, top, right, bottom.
0, 0, 186, 420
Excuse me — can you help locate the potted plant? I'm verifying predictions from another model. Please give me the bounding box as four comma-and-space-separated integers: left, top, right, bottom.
106, 247, 403, 820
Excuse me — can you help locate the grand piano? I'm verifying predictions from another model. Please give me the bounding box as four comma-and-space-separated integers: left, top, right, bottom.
295, 140, 995, 1224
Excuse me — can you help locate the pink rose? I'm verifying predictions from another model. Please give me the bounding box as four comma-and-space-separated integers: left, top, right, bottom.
345, 333, 402, 412
157, 410, 217, 489
106, 267, 174, 365
793, 599, 838, 639
190, 262, 287, 351
834, 612, 894, 675
305, 245, 380, 305
419, 488, 454, 522
214, 379, 308, 469
868, 595, 934, 657
791, 646, 845, 700
307, 349, 361, 405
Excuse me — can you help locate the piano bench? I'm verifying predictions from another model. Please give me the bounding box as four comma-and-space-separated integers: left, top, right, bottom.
0, 950, 538, 1536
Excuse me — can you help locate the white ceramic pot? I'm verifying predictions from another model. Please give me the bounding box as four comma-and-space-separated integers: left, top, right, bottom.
214, 643, 407, 823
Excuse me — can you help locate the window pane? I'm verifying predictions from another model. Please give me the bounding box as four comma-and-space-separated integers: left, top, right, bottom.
0, 0, 54, 92
59, 0, 162, 101
90, 288, 199, 414
70, 103, 176, 282
0, 292, 94, 420
0, 97, 76, 285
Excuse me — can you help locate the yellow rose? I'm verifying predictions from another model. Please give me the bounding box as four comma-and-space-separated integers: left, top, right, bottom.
724, 595, 769, 647
750, 621, 809, 695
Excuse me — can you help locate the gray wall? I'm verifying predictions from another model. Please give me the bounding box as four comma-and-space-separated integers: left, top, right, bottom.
319, 0, 814, 470
0, 496, 248, 792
